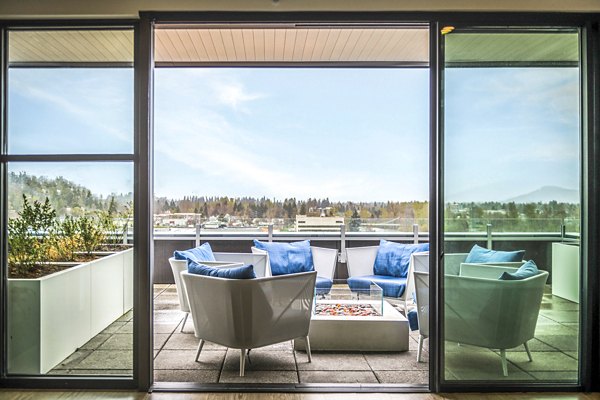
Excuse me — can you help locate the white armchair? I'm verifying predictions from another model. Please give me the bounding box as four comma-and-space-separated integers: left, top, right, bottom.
346, 245, 428, 310
168, 252, 268, 333
181, 270, 316, 376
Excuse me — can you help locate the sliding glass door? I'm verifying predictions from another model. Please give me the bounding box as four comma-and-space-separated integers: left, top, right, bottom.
441, 28, 581, 384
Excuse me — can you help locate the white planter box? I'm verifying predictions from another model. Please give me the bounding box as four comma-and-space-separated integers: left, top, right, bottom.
8, 248, 134, 374
551, 242, 579, 303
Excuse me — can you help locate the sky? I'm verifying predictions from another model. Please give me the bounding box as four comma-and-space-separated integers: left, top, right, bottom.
7, 65, 580, 203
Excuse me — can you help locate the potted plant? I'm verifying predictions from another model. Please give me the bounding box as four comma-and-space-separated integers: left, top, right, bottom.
7, 195, 134, 374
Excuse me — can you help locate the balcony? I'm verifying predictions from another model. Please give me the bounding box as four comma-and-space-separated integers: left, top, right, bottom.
42, 220, 579, 385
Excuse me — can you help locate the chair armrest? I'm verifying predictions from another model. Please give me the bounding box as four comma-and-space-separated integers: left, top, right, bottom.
251, 247, 271, 276
311, 246, 337, 280
345, 246, 378, 277
443, 253, 468, 276
200, 260, 244, 268
459, 263, 522, 279
214, 252, 269, 277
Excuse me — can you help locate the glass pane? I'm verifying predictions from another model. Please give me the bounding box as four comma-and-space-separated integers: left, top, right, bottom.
7, 29, 134, 154
7, 162, 134, 376
443, 31, 580, 383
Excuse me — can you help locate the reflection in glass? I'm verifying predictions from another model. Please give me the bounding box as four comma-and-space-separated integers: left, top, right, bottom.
7, 163, 133, 376
443, 32, 580, 382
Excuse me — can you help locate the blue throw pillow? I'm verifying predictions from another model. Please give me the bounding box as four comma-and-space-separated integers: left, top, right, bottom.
188, 261, 256, 279
253, 239, 314, 276
174, 242, 216, 263
407, 309, 419, 331
499, 260, 540, 280
373, 240, 429, 278
465, 244, 525, 263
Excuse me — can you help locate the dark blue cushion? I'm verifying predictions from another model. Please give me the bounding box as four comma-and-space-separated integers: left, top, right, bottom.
499, 260, 540, 280
174, 242, 216, 263
373, 240, 429, 278
188, 261, 256, 279
315, 276, 333, 295
465, 244, 525, 264
253, 239, 314, 276
407, 309, 419, 331
347, 275, 407, 298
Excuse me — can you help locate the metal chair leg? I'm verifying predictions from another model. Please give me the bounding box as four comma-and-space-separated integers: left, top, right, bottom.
500, 349, 508, 376
524, 341, 533, 362
180, 313, 189, 333
240, 348, 246, 377
305, 336, 312, 363
417, 335, 424, 363
194, 339, 204, 362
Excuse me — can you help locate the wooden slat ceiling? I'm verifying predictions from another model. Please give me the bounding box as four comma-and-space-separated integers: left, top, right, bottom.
445, 33, 579, 65
8, 30, 133, 63
153, 27, 430, 64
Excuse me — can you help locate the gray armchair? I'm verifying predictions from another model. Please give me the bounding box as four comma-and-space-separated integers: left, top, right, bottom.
444, 263, 549, 376
181, 270, 316, 376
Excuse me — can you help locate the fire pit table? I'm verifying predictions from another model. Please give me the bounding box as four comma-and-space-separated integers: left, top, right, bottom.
294, 283, 409, 352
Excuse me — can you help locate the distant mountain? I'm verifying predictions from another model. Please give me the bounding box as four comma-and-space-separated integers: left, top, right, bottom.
506, 186, 579, 204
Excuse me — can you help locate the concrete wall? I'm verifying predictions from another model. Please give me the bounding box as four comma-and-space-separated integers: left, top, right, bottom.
0, 0, 599, 19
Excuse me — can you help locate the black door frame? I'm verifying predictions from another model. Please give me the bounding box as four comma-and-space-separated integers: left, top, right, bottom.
0, 11, 597, 394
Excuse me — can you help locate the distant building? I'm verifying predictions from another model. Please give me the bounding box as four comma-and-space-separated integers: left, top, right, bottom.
295, 215, 344, 232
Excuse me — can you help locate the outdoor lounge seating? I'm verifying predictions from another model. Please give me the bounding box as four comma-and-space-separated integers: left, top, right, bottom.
252, 240, 337, 295
445, 262, 549, 376
181, 270, 316, 376
345, 240, 429, 309
168, 243, 268, 332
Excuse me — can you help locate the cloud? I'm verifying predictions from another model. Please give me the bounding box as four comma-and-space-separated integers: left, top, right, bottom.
10, 70, 132, 143
213, 82, 265, 110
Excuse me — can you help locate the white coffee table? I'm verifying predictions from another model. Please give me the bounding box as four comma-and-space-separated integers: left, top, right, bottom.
294, 294, 409, 352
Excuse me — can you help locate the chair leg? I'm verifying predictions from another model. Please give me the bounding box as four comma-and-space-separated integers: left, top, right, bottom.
417, 335, 424, 363
524, 341, 533, 362
194, 339, 204, 362
240, 348, 246, 377
500, 349, 508, 377
180, 313, 189, 333
305, 336, 312, 363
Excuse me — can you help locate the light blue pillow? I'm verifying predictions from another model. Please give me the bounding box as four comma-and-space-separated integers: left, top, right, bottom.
373, 240, 430, 278
499, 260, 539, 280
188, 261, 256, 279
465, 244, 525, 263
253, 239, 314, 276
174, 242, 216, 263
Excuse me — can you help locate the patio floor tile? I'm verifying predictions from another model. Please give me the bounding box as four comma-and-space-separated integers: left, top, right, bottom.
364, 352, 428, 371
222, 348, 296, 371
375, 370, 429, 384
219, 370, 298, 384
299, 370, 377, 383
504, 351, 578, 372
296, 352, 370, 371
80, 333, 111, 350
154, 349, 225, 370
74, 350, 133, 370
98, 333, 133, 350
154, 369, 220, 383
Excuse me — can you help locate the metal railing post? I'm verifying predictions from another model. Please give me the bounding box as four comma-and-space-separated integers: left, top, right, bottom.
339, 224, 346, 263
268, 224, 273, 242
195, 223, 201, 247
561, 222, 566, 241
486, 223, 493, 249
413, 223, 419, 244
